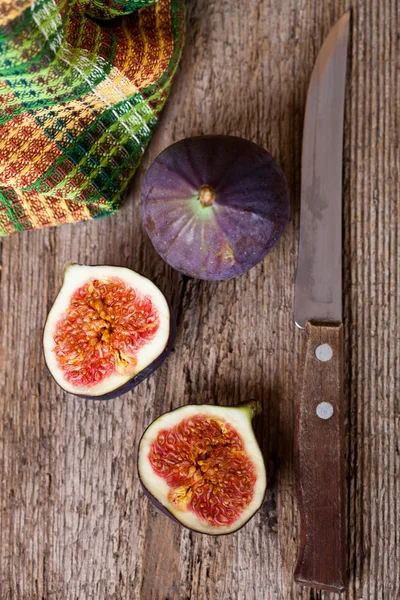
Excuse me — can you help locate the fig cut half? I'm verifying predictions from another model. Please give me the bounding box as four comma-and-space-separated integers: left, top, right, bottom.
43, 264, 174, 400
138, 401, 267, 535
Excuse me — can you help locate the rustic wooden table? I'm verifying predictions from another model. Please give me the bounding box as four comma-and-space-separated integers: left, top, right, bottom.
1, 0, 398, 598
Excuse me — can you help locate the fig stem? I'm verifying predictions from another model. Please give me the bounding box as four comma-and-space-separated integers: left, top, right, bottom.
241, 399, 262, 419
198, 185, 215, 207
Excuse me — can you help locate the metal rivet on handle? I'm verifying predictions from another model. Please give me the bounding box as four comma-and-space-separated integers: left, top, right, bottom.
315, 343, 333, 362
316, 402, 334, 420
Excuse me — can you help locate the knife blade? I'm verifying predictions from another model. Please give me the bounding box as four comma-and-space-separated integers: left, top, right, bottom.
293, 13, 350, 593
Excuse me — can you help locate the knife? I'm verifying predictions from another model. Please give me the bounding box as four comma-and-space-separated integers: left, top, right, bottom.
293, 13, 350, 592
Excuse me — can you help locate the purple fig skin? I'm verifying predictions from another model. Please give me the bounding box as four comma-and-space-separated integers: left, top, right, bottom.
141, 135, 290, 280
137, 401, 267, 535
44, 294, 176, 401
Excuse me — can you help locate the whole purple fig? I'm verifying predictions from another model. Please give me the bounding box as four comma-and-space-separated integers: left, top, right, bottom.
141, 135, 290, 280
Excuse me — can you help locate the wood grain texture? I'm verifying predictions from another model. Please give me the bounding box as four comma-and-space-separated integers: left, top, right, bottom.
294, 323, 346, 592
0, 0, 398, 598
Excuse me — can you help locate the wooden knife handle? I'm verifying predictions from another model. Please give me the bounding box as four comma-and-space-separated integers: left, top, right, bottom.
294, 321, 346, 592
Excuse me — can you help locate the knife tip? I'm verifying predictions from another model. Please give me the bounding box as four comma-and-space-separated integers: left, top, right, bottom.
339, 11, 351, 30
336, 11, 351, 36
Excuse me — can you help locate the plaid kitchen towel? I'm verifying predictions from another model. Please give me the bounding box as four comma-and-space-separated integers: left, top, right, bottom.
0, 0, 185, 235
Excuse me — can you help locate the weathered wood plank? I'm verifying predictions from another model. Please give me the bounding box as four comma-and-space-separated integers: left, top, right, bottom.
0, 0, 398, 598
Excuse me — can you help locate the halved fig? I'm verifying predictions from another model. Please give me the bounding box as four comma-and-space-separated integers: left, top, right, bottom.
43, 264, 174, 400
138, 401, 266, 534
141, 135, 290, 280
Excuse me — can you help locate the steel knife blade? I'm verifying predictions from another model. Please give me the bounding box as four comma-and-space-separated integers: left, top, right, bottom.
293, 12, 350, 593
294, 12, 350, 329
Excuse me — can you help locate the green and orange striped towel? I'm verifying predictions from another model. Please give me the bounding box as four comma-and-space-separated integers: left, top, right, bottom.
0, 0, 184, 236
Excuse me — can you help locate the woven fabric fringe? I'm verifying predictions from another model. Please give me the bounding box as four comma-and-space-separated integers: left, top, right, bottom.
0, 0, 185, 235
